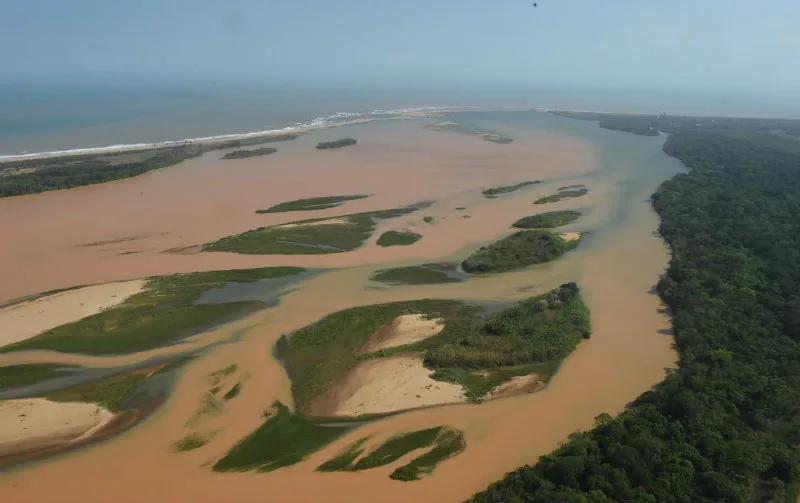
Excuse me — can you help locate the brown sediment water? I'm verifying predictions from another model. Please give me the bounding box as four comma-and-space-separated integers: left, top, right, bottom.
0, 112, 685, 502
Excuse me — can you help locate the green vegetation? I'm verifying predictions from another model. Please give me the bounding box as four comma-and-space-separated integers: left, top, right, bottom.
512, 210, 582, 229
47, 372, 148, 413
468, 118, 800, 502
204, 204, 428, 255
318, 427, 466, 481
480, 134, 514, 145
173, 433, 211, 452
208, 364, 238, 385
533, 188, 589, 205
390, 428, 465, 481
423, 216, 435, 224
213, 401, 349, 472
0, 267, 304, 355
482, 180, 541, 197
279, 283, 588, 412
431, 361, 558, 402
0, 364, 75, 389
461, 230, 579, 274
371, 264, 462, 285
221, 147, 277, 159
256, 194, 370, 214
223, 382, 241, 400
376, 230, 422, 247
214, 134, 299, 150
0, 145, 203, 198
316, 138, 357, 150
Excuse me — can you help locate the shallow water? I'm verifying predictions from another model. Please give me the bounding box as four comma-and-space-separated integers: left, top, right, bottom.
0, 111, 684, 502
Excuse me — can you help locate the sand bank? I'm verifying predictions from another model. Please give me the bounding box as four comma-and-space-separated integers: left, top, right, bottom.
0, 399, 114, 456
315, 357, 465, 417
0, 280, 145, 349
486, 374, 545, 400
559, 232, 582, 242
361, 314, 444, 353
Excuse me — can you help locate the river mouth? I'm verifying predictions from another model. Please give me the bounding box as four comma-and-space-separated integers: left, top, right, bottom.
0, 111, 684, 503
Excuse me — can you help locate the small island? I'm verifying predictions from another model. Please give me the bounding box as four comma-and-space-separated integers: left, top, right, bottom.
461, 230, 580, 274
376, 230, 422, 247
482, 180, 541, 198
316, 138, 357, 150
513, 210, 581, 229
222, 147, 278, 160
256, 194, 370, 214
534, 187, 589, 205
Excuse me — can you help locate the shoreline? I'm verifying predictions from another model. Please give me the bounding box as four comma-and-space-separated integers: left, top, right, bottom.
0, 106, 476, 162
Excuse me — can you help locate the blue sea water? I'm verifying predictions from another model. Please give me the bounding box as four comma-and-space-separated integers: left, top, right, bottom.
1, 78, 797, 156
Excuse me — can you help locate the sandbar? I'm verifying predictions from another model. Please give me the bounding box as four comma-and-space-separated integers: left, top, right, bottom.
361, 314, 445, 353
0, 280, 145, 349
0, 398, 114, 456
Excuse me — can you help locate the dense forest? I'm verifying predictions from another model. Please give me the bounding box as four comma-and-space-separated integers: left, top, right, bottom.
468, 122, 800, 502
0, 145, 202, 197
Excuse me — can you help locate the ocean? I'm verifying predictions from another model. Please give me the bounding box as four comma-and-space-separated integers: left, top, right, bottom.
2, 79, 798, 157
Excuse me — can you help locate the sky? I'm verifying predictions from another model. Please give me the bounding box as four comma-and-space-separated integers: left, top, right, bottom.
2, 0, 800, 93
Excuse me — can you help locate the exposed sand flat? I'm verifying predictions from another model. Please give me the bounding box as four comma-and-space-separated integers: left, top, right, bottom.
0, 399, 114, 456
316, 357, 465, 417
559, 232, 582, 242
362, 314, 444, 353
486, 374, 545, 401
0, 280, 145, 349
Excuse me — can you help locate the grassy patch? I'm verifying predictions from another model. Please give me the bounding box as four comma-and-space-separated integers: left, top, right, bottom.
213, 401, 350, 472
461, 230, 578, 274
222, 147, 277, 159
174, 433, 211, 452
256, 194, 370, 214
47, 372, 148, 412
208, 364, 238, 385
482, 181, 541, 197
390, 428, 465, 481
0, 364, 75, 389
317, 437, 372, 472
534, 188, 589, 205
376, 230, 422, 247
0, 267, 304, 355
223, 382, 242, 400
512, 210, 581, 229
317, 427, 466, 480
423, 216, 434, 224
316, 138, 357, 150
204, 205, 429, 255
280, 283, 589, 410
371, 264, 462, 285
213, 134, 299, 150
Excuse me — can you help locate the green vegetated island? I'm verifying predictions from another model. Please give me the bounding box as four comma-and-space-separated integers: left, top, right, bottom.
534, 186, 589, 205
513, 210, 582, 229
277, 282, 590, 412
467, 115, 800, 502
0, 267, 305, 355
256, 194, 371, 214
462, 230, 580, 274
371, 263, 463, 285
376, 230, 422, 247
0, 133, 300, 198
204, 203, 430, 255
482, 180, 541, 198
316, 138, 357, 150
221, 147, 277, 160
424, 122, 514, 144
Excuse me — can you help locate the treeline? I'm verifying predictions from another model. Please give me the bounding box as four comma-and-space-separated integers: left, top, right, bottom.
0, 145, 202, 198
316, 137, 357, 150
468, 128, 800, 502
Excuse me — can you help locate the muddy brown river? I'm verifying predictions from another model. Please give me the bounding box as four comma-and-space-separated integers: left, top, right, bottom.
0, 111, 685, 502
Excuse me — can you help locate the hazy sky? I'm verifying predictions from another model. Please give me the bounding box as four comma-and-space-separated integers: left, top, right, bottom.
3, 0, 799, 92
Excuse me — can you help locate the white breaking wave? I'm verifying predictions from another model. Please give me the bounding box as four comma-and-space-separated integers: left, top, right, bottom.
0, 106, 479, 162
